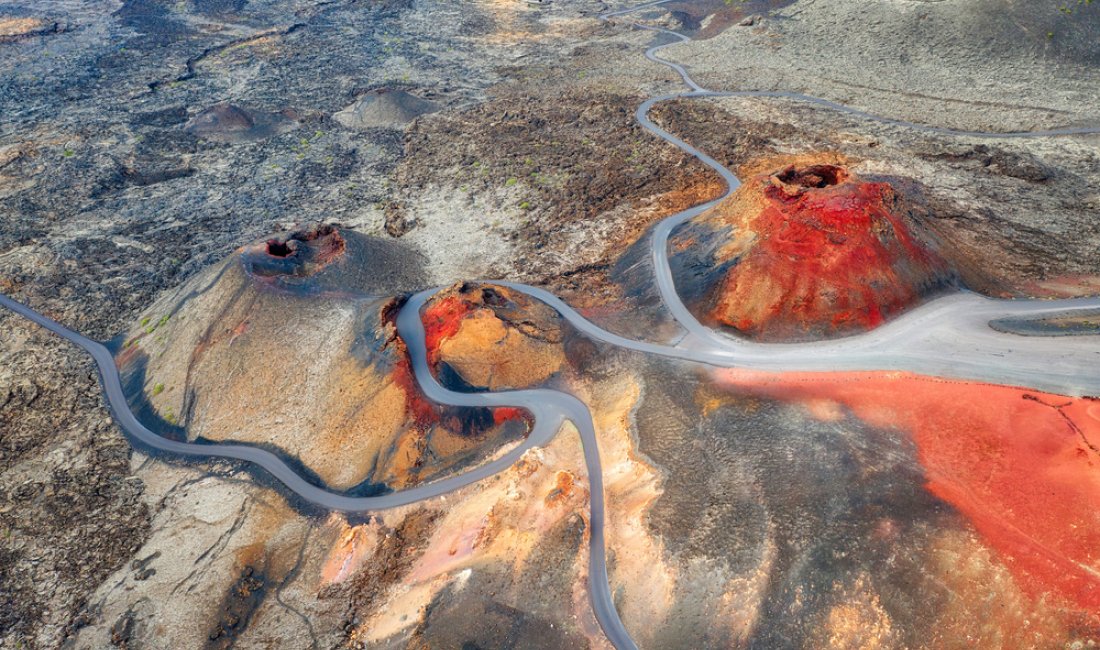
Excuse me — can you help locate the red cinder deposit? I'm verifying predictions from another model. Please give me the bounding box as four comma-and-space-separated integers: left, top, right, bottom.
714, 367, 1100, 616
420, 283, 566, 394
674, 161, 952, 341
421, 294, 474, 367
382, 295, 529, 431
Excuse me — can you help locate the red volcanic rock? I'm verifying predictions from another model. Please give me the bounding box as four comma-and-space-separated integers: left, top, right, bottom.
382, 287, 547, 433
674, 161, 952, 341
421, 283, 565, 392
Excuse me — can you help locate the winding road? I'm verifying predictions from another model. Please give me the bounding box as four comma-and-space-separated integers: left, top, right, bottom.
2, 2, 1100, 649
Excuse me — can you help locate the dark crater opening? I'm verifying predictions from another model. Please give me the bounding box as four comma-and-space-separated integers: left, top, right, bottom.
265, 239, 295, 257
480, 286, 509, 308
245, 223, 348, 282
775, 164, 847, 189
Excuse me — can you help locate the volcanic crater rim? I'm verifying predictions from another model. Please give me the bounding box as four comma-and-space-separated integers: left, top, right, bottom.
772, 163, 849, 192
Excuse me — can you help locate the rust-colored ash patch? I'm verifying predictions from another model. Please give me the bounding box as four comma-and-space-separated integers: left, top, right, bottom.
714, 367, 1100, 625
544, 471, 578, 508
324, 509, 442, 648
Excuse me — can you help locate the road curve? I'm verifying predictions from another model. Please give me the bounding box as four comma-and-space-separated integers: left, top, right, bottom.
0, 288, 639, 650
0, 291, 568, 512
593, 0, 1100, 398
2, 2, 1100, 650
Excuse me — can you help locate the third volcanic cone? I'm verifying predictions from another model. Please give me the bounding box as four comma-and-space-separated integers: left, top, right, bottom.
670, 160, 954, 342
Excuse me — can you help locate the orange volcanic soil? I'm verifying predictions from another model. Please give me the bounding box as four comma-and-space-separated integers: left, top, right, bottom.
382, 298, 526, 431
714, 368, 1100, 616
674, 161, 952, 340
408, 283, 568, 426
420, 283, 567, 394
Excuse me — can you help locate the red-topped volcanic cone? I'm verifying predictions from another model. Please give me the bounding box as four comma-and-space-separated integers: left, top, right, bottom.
670, 160, 953, 341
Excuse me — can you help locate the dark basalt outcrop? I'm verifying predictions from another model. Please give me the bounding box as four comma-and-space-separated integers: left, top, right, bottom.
669, 160, 954, 341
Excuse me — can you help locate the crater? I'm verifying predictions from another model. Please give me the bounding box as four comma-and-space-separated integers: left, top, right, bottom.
422, 282, 567, 392
772, 164, 847, 192
244, 224, 347, 281
264, 239, 294, 258
184, 103, 299, 143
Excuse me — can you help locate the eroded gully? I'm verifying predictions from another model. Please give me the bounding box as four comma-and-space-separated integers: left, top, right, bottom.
2, 2, 1100, 649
